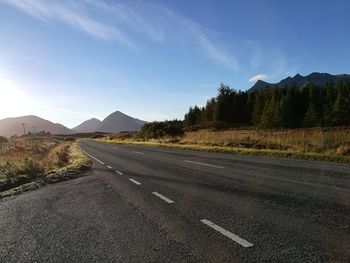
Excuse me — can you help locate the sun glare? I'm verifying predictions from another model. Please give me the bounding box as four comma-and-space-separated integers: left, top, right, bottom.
0, 76, 28, 119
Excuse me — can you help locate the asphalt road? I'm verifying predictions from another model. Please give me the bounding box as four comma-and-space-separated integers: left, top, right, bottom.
1, 139, 349, 262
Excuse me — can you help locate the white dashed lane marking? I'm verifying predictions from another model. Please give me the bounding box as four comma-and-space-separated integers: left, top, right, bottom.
200, 219, 253, 248
152, 192, 175, 204
115, 171, 124, 175
133, 151, 144, 155
129, 178, 142, 185
184, 160, 224, 169
106, 165, 112, 169
79, 146, 105, 165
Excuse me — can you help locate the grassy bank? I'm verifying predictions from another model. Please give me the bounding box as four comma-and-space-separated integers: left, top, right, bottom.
0, 141, 92, 195
98, 127, 350, 164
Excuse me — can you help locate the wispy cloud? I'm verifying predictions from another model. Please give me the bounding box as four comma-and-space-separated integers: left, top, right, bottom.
161, 6, 238, 72
83, 0, 164, 43
37, 104, 93, 118
249, 74, 269, 83
247, 41, 263, 68
2, 0, 136, 49
3, 0, 238, 71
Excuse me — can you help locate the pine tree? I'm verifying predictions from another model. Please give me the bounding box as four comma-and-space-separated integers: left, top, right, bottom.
252, 91, 265, 126
303, 102, 319, 127
323, 81, 336, 125
333, 80, 350, 125
204, 98, 216, 123
280, 87, 299, 128
214, 84, 233, 123
184, 106, 202, 126
259, 93, 281, 128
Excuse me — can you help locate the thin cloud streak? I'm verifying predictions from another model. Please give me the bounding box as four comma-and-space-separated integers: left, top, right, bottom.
4, 0, 238, 71
162, 6, 239, 72
36, 105, 95, 118
3, 0, 136, 50
83, 0, 164, 43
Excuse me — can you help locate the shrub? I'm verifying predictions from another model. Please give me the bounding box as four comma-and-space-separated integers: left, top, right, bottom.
108, 132, 136, 140
20, 158, 42, 176
0, 158, 42, 180
91, 134, 106, 139
336, 145, 350, 155
56, 145, 69, 167
64, 137, 76, 142
139, 120, 184, 139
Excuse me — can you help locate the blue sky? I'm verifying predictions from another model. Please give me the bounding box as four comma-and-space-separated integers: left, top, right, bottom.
0, 0, 349, 128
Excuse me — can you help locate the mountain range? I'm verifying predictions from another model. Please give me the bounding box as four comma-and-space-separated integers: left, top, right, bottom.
1, 72, 348, 137
0, 111, 146, 137
248, 72, 350, 93
72, 111, 146, 133
0, 115, 72, 137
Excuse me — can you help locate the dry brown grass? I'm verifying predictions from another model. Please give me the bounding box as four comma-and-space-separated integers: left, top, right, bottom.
100, 127, 350, 163
178, 127, 350, 154
0, 141, 92, 193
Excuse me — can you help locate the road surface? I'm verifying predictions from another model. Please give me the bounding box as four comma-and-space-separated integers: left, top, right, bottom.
1, 139, 349, 262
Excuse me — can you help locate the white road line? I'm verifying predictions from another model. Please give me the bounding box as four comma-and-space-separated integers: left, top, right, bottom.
115, 170, 124, 175
184, 160, 224, 169
133, 151, 144, 155
106, 165, 112, 169
129, 178, 141, 185
152, 192, 175, 204
200, 219, 253, 248
79, 146, 105, 165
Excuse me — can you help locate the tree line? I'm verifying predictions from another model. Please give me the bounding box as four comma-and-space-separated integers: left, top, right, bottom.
184, 79, 350, 129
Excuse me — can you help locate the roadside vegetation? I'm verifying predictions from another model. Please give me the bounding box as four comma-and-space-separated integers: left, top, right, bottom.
183, 80, 350, 129
0, 138, 92, 196
98, 127, 350, 163
97, 79, 350, 164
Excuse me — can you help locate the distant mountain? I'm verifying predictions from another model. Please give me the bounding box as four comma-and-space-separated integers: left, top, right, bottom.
72, 118, 102, 133
0, 111, 147, 137
0, 115, 71, 137
248, 72, 350, 92
72, 111, 146, 133
98, 111, 146, 133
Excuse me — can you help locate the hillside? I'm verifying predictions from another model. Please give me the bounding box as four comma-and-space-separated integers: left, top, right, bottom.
72, 118, 102, 133
248, 72, 350, 92
98, 111, 146, 133
0, 115, 71, 137
72, 111, 146, 133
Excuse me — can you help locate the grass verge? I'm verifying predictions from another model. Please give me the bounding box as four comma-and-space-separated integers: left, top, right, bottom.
0, 142, 92, 198
97, 139, 350, 164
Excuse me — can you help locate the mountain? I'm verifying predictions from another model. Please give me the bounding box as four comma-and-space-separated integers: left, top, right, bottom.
98, 111, 146, 133
72, 118, 102, 133
0, 111, 146, 137
72, 111, 146, 133
0, 115, 71, 137
248, 72, 350, 92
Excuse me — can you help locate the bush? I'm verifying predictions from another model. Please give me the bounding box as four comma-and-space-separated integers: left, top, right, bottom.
91, 134, 106, 139
0, 158, 42, 180
108, 132, 136, 140
56, 145, 69, 167
336, 145, 350, 155
64, 137, 76, 142
21, 158, 42, 176
139, 120, 184, 139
